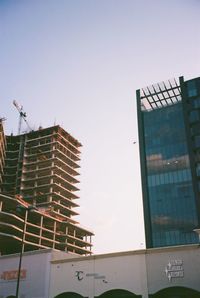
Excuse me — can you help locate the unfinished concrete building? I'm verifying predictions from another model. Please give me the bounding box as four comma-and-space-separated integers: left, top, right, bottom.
0, 123, 93, 255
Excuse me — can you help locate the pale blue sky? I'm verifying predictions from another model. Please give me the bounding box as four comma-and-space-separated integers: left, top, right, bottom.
0, 0, 200, 253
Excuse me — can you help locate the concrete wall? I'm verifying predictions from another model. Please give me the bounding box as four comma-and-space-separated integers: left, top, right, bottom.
50, 245, 200, 298
1, 245, 200, 298
50, 250, 148, 298
0, 250, 52, 298
146, 245, 200, 296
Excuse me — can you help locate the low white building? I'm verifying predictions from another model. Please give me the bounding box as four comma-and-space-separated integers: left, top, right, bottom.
0, 244, 200, 298
0, 249, 52, 298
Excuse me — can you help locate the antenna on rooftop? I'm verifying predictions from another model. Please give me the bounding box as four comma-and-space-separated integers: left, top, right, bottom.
13, 100, 32, 135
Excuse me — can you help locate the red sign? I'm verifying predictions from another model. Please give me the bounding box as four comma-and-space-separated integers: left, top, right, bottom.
1, 269, 27, 281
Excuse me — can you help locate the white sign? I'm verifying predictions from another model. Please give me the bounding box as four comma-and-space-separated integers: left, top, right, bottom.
165, 260, 184, 282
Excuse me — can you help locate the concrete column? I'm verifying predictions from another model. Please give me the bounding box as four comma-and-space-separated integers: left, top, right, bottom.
39, 216, 43, 246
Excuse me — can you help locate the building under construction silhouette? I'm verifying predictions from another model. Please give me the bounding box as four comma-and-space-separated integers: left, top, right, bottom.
0, 119, 93, 255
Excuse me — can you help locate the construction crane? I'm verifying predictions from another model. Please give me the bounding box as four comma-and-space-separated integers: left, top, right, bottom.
13, 100, 32, 135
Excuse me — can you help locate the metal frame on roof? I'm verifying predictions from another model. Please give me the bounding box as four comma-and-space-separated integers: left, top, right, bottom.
140, 78, 182, 111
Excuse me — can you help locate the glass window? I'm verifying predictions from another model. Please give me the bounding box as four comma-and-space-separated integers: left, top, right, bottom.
143, 102, 198, 247
195, 135, 200, 148
192, 98, 200, 108
148, 176, 152, 187
196, 164, 200, 176
168, 172, 173, 183
159, 173, 164, 184
187, 80, 198, 97
189, 110, 199, 123
191, 123, 200, 135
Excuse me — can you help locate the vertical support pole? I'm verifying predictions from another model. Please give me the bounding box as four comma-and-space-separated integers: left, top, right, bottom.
16, 209, 28, 298
39, 215, 43, 246
53, 221, 56, 249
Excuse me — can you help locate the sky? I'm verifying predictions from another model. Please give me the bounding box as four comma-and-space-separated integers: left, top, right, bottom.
0, 0, 200, 254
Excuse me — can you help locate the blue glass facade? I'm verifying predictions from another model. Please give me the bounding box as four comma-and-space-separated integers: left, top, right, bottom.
143, 103, 198, 247
137, 77, 200, 248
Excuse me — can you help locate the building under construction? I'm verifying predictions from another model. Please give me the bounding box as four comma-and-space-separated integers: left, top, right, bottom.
0, 120, 93, 255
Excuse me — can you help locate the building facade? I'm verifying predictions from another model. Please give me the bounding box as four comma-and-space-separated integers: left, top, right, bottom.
1, 244, 200, 298
0, 124, 93, 255
137, 76, 200, 248
0, 119, 6, 192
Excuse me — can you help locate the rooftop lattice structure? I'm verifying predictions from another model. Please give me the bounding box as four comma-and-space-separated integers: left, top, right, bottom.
139, 78, 182, 111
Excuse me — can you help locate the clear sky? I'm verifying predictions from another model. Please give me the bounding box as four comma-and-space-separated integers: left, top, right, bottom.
0, 0, 200, 254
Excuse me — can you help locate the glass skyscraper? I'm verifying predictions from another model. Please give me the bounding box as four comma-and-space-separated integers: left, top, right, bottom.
137, 76, 200, 248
